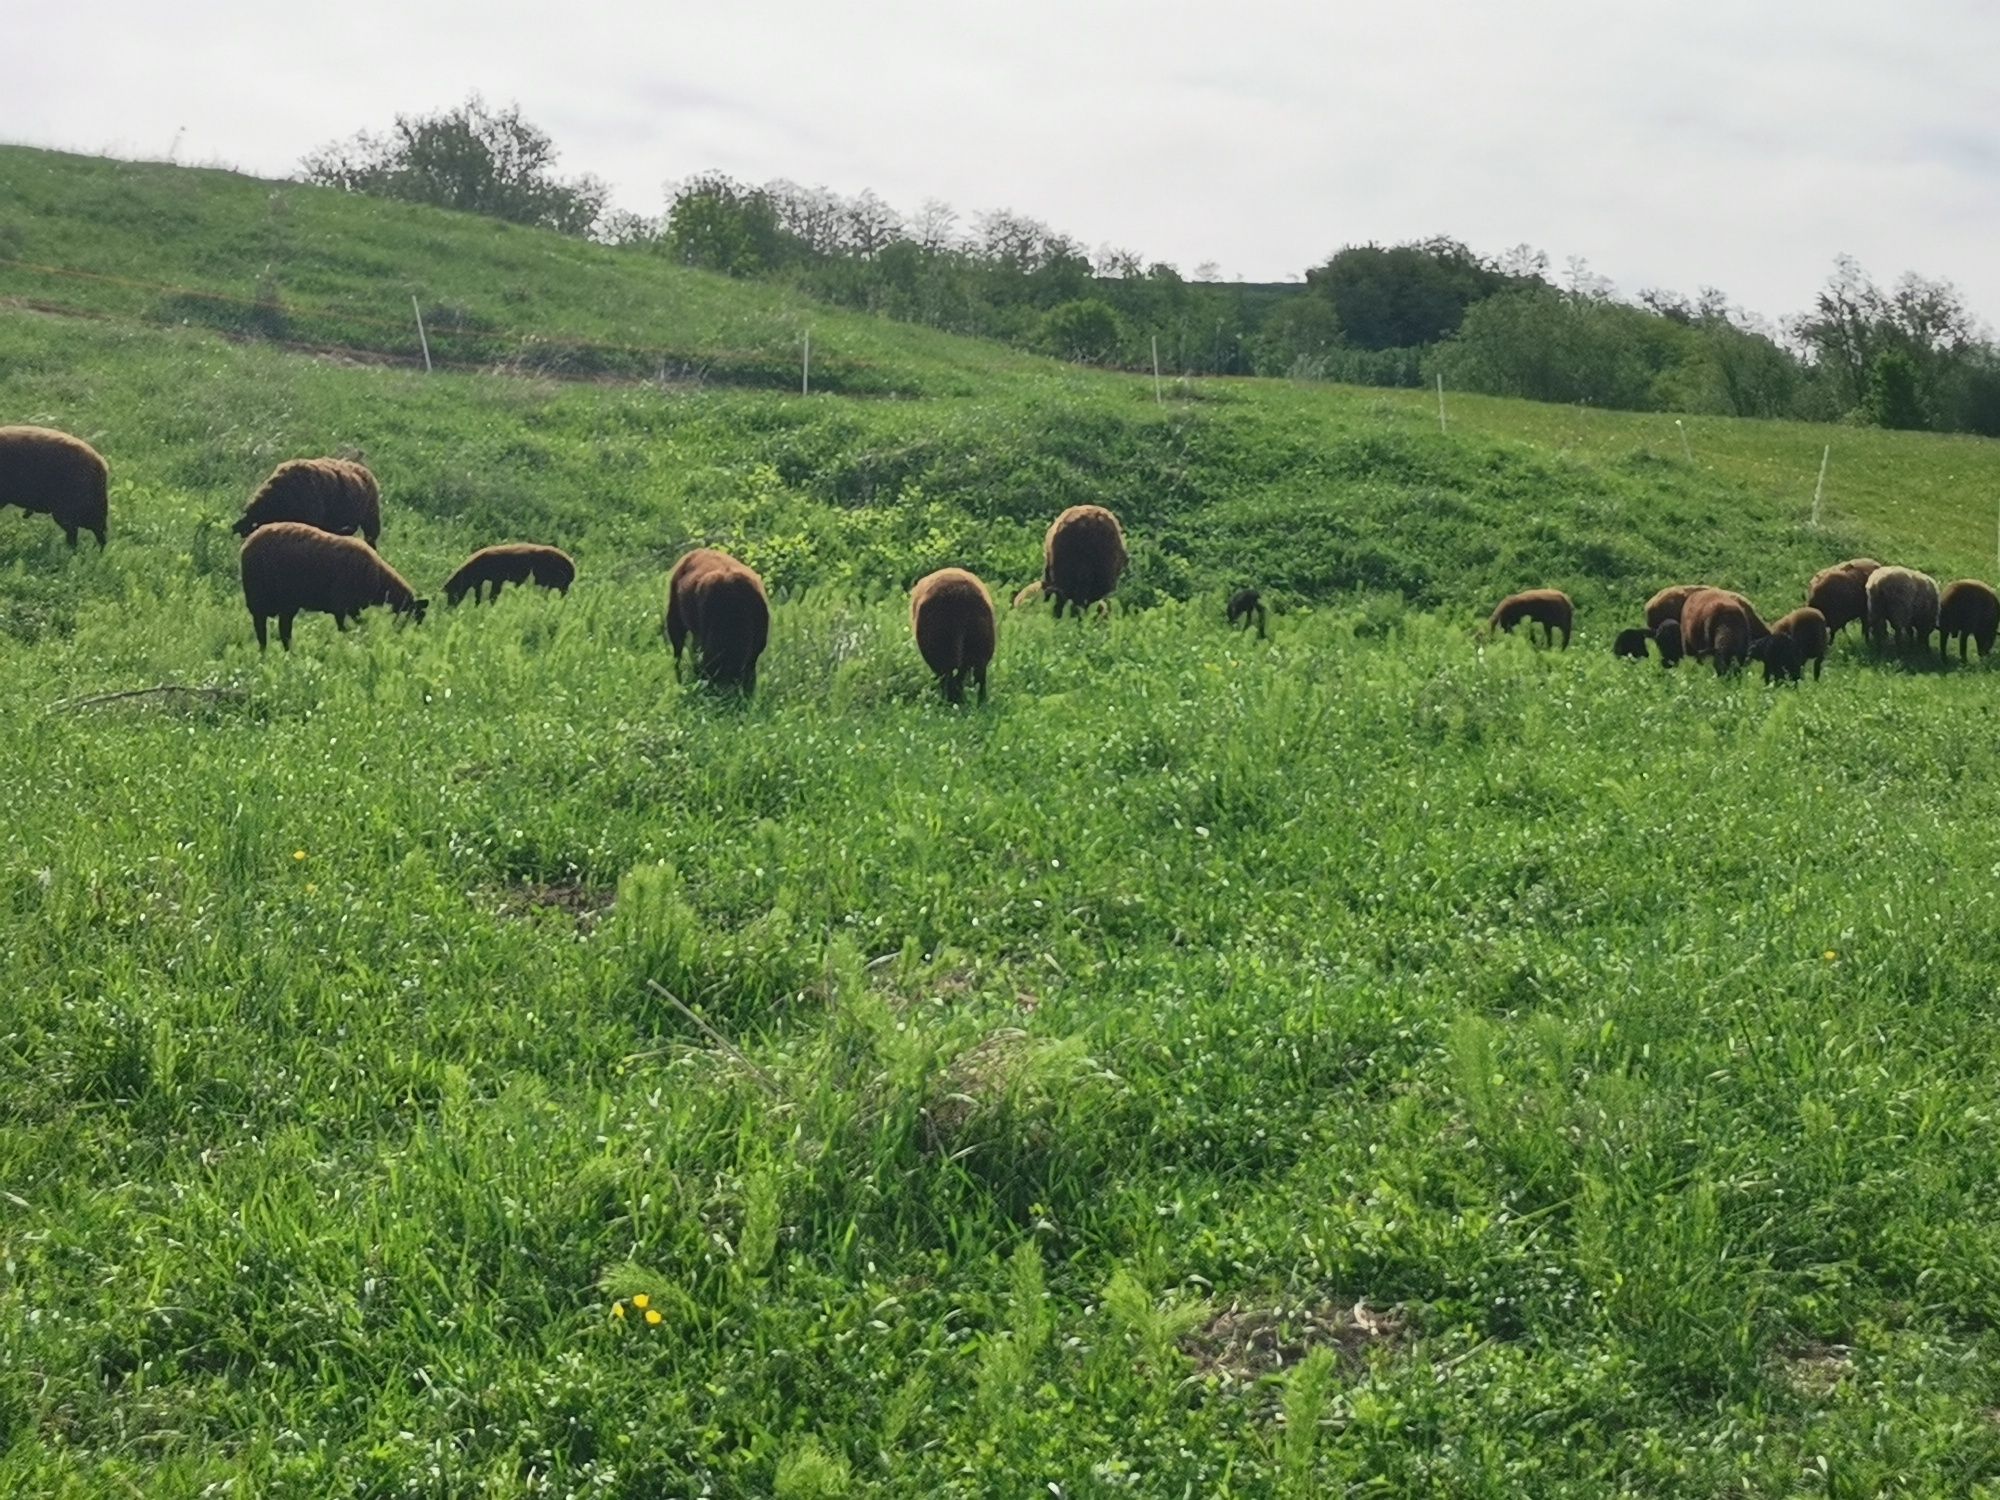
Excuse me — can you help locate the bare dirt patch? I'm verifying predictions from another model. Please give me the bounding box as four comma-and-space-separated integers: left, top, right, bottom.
490, 880, 615, 934
1182, 1297, 1408, 1389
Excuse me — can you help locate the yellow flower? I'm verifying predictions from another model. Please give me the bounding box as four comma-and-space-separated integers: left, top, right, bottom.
305, 883, 318, 895
1824, 950, 1838, 962
293, 850, 307, 862
631, 1294, 650, 1310
645, 1308, 662, 1326
611, 1300, 626, 1319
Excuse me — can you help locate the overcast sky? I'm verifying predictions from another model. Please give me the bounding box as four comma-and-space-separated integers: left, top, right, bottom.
10, 0, 1998, 326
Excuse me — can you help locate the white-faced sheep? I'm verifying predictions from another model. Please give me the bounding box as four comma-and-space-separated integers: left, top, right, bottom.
1680, 587, 1755, 675
1486, 589, 1572, 648
445, 544, 576, 605
910, 567, 996, 704
0, 425, 108, 547
240, 522, 427, 650
234, 458, 382, 546
1749, 606, 1829, 682
664, 548, 770, 692
1937, 579, 1999, 663
1865, 566, 1940, 650
1042, 504, 1127, 619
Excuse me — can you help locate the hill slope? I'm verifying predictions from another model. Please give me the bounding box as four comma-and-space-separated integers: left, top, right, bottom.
4, 152, 2000, 1496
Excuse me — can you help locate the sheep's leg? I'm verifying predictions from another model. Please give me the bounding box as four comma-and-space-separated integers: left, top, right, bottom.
334, 614, 349, 632
279, 613, 295, 650
1255, 605, 1267, 640
253, 614, 268, 651
1813, 655, 1823, 680
975, 662, 988, 703
665, 603, 688, 678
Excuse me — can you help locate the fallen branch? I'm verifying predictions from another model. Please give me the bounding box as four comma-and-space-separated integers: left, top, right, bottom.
645, 980, 784, 1098
54, 682, 244, 711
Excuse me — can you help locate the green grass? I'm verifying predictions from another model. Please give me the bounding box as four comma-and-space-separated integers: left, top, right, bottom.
6, 151, 2000, 1497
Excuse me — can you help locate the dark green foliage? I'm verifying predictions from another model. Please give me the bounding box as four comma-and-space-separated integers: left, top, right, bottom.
1304, 237, 1531, 350
1037, 298, 1126, 363
1865, 349, 1930, 430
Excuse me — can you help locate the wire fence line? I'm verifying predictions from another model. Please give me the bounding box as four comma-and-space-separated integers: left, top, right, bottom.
0, 256, 889, 393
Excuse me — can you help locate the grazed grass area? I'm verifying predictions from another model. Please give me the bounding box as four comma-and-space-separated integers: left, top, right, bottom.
5, 155, 2000, 1497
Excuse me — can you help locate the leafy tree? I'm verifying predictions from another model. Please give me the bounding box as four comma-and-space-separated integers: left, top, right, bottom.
1305, 238, 1528, 350
663, 174, 793, 276
1039, 299, 1127, 364
301, 95, 608, 236
1864, 349, 1929, 430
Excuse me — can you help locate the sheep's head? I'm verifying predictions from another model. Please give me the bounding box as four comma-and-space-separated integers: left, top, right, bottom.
396, 596, 430, 625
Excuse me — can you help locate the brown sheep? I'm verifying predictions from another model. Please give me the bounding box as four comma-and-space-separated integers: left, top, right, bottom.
664, 548, 770, 692
445, 544, 576, 605
1864, 566, 1940, 650
239, 522, 426, 650
0, 425, 108, 547
1680, 587, 1755, 675
1653, 618, 1683, 667
910, 568, 996, 704
1227, 587, 1268, 639
1806, 565, 1871, 636
1612, 627, 1652, 660
1486, 589, 1572, 648
1644, 584, 1705, 632
1937, 579, 2000, 663
1042, 504, 1127, 619
234, 458, 383, 546
1749, 606, 1830, 682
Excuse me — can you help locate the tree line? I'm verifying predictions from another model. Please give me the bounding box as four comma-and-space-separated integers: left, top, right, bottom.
300, 97, 2000, 436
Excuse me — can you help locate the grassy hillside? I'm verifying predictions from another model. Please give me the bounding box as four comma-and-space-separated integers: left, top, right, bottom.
5, 152, 2000, 1496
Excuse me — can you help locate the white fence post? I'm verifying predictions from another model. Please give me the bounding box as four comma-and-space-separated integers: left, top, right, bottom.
1152, 336, 1162, 404
410, 296, 432, 373
1811, 444, 1830, 528
1436, 372, 1446, 434
802, 330, 811, 396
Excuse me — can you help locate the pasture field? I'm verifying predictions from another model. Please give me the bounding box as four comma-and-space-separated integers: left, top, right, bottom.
6, 155, 2000, 1496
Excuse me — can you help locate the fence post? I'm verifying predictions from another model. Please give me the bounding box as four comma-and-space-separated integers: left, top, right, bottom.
802, 329, 811, 396
1152, 336, 1162, 404
1811, 444, 1830, 528
1436, 372, 1446, 434
410, 296, 432, 373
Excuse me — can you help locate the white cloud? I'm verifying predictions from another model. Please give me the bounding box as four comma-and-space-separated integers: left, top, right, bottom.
6, 0, 1998, 324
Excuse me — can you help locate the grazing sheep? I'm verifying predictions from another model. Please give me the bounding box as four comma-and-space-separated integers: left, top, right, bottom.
1042, 504, 1127, 619
1806, 565, 1871, 636
0, 425, 108, 547
1864, 566, 1940, 650
444, 543, 576, 605
1937, 579, 2000, 663
239, 521, 426, 650
1837, 557, 1883, 579
910, 567, 996, 704
1750, 606, 1830, 682
1680, 587, 1755, 675
234, 458, 382, 546
1486, 589, 1572, 648
1227, 587, 1268, 639
1613, 627, 1653, 660
1644, 584, 1705, 632
1653, 618, 1683, 667
664, 548, 769, 692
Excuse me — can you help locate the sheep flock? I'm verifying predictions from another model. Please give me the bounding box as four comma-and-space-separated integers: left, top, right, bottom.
5, 424, 1996, 699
